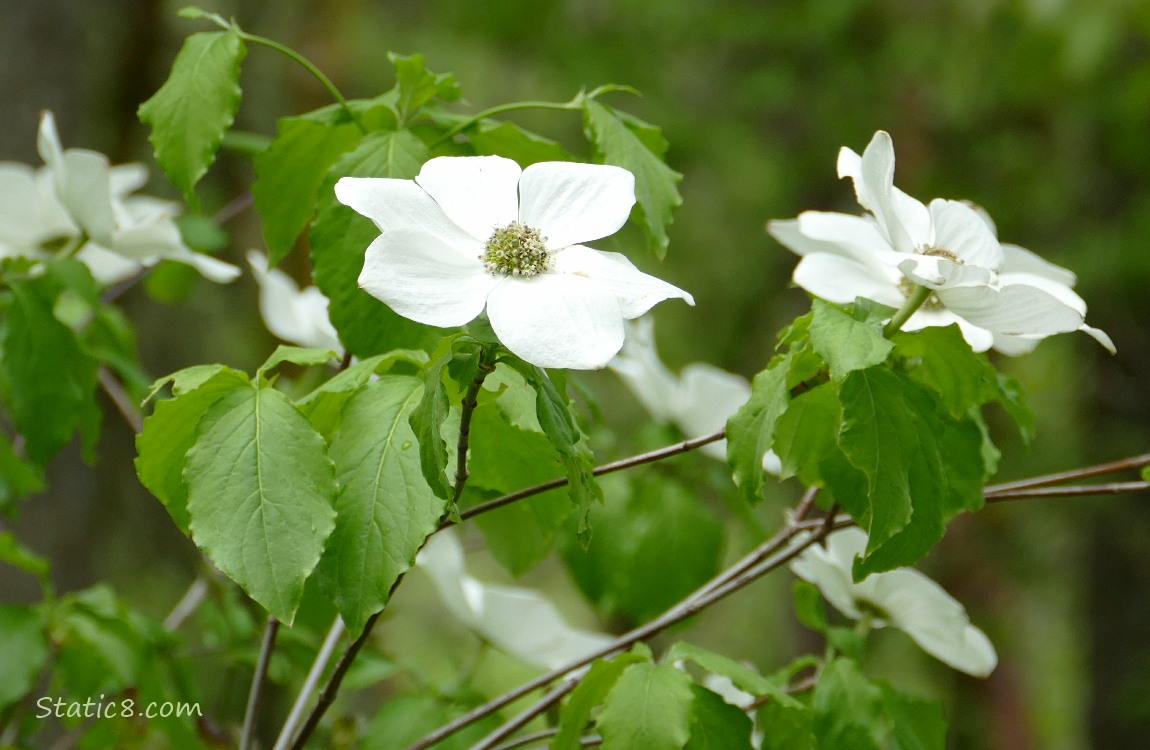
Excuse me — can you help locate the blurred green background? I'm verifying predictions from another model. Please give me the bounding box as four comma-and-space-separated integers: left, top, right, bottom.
3, 0, 1150, 747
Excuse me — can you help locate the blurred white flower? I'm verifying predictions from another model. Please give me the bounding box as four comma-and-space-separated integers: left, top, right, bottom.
247, 251, 341, 352
790, 527, 997, 677
335, 155, 694, 369
609, 318, 781, 473
0, 111, 239, 285
415, 530, 612, 670
769, 130, 1113, 354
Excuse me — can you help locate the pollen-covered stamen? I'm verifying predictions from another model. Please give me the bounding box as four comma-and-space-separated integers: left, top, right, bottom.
920, 245, 959, 263
481, 222, 551, 278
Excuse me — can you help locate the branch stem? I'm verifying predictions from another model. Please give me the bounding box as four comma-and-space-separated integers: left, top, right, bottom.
984, 453, 1150, 493
273, 617, 346, 750
240, 616, 280, 750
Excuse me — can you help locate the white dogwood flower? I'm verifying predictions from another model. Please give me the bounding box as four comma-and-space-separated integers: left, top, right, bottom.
416, 530, 612, 670
609, 318, 781, 473
335, 156, 693, 369
247, 251, 341, 352
7, 112, 240, 285
768, 130, 1113, 354
791, 528, 997, 677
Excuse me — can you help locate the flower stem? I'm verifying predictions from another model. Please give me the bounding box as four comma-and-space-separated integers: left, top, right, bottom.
883, 284, 933, 337
430, 100, 582, 148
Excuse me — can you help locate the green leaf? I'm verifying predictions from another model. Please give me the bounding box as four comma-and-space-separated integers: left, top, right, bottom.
389, 53, 461, 120
409, 340, 459, 501
0, 605, 49, 709
297, 350, 427, 437
51, 587, 145, 696
597, 661, 695, 750
881, 685, 948, 750
253, 115, 363, 263
468, 120, 576, 165
256, 345, 337, 380
809, 299, 894, 380
583, 99, 682, 258
0, 436, 44, 509
563, 474, 723, 623
469, 406, 573, 575
310, 129, 440, 357
773, 382, 842, 484
184, 386, 337, 623
135, 367, 249, 534
758, 699, 814, 750
554, 653, 649, 750
685, 684, 755, 750
0, 531, 51, 594
891, 325, 998, 418
812, 658, 883, 750
0, 277, 98, 464
831, 368, 982, 575
726, 354, 791, 501
793, 580, 828, 633
666, 641, 797, 707
138, 29, 247, 207
506, 362, 600, 529
315, 376, 445, 635
994, 373, 1035, 443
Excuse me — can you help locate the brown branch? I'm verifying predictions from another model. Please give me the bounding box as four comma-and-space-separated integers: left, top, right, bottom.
98, 366, 143, 434
983, 452, 1150, 493
985, 481, 1150, 502
470, 680, 577, 750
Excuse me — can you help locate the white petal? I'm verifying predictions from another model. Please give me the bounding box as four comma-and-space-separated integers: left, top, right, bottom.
487, 273, 625, 369
113, 219, 240, 283
415, 155, 521, 241
761, 450, 783, 475
109, 163, 149, 197
928, 199, 1003, 270
897, 255, 994, 290
552, 246, 693, 318
0, 163, 49, 247
1081, 324, 1116, 354
867, 568, 997, 677
938, 282, 1086, 336
794, 211, 903, 268
902, 309, 995, 352
767, 218, 832, 257
248, 251, 340, 350
358, 229, 494, 327
36, 113, 116, 246
676, 363, 750, 459
991, 333, 1044, 357
75, 243, 145, 285
793, 253, 904, 307
1000, 243, 1077, 286
853, 132, 929, 255
518, 162, 635, 249
415, 532, 482, 626
998, 270, 1086, 315
334, 176, 476, 256
790, 528, 867, 620
609, 318, 680, 422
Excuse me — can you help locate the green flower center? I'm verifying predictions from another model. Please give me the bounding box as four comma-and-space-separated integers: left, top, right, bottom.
481, 222, 551, 278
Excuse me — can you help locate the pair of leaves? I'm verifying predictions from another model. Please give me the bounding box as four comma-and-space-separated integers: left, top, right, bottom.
136, 348, 443, 631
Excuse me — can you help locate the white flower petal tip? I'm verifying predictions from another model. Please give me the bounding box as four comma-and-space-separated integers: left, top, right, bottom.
790, 528, 998, 678
778, 131, 1103, 354
1081, 325, 1117, 355
344, 157, 683, 370
416, 531, 612, 670
610, 319, 754, 463
247, 251, 341, 351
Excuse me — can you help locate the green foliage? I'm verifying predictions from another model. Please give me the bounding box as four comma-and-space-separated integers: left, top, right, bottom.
409, 337, 463, 501
0, 273, 99, 465
727, 354, 791, 501
315, 376, 444, 635
562, 474, 723, 623
138, 29, 247, 207
596, 661, 695, 749
808, 299, 894, 381
0, 605, 49, 709
554, 652, 648, 750
685, 684, 756, 750
666, 641, 798, 707
793, 580, 829, 633
389, 52, 462, 121
184, 385, 337, 624
583, 99, 682, 258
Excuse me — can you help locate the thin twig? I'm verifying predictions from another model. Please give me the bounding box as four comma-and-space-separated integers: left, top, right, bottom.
983, 452, 1150, 493
273, 617, 346, 750
98, 366, 143, 434
470, 680, 577, 750
163, 577, 209, 631
451, 429, 726, 526
241, 616, 281, 750
985, 481, 1150, 502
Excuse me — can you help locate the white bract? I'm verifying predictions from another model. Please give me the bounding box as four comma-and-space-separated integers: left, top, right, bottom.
0, 112, 239, 285
768, 130, 1113, 354
609, 318, 781, 473
790, 527, 997, 677
247, 251, 341, 352
335, 156, 694, 369
415, 530, 612, 670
